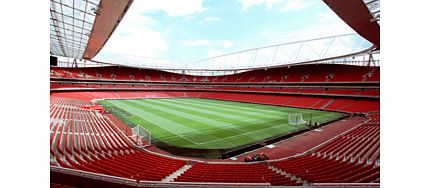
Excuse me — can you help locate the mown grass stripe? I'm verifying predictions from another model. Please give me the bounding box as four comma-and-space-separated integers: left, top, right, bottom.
161, 98, 288, 120
185, 98, 308, 115
185, 98, 342, 121
151, 98, 287, 130
192, 98, 319, 113
198, 121, 299, 145
147, 99, 308, 145
129, 100, 252, 143
108, 100, 200, 142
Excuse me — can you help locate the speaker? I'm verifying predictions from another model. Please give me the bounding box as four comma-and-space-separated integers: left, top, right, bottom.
50, 56, 58, 66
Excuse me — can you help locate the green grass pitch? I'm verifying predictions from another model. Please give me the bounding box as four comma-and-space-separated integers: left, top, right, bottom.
99, 98, 344, 150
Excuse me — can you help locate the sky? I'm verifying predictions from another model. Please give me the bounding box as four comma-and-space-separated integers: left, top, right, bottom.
94, 0, 360, 67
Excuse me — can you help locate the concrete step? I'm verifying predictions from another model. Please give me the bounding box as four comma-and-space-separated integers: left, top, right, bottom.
162, 164, 193, 182
268, 165, 305, 184
320, 99, 335, 109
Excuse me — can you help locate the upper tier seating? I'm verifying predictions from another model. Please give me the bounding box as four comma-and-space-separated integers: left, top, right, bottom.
50, 80, 380, 97
51, 64, 380, 103
51, 64, 379, 83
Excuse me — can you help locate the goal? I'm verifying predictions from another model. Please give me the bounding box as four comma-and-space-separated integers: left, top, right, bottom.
288, 113, 307, 125
130, 125, 151, 147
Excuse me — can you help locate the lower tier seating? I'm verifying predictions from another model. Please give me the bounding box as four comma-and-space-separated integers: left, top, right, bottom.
270, 155, 379, 183
314, 123, 380, 164
74, 150, 186, 181
174, 163, 302, 186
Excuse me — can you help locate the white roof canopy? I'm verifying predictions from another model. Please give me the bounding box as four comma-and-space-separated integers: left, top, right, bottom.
50, 0, 100, 59
50, 0, 133, 60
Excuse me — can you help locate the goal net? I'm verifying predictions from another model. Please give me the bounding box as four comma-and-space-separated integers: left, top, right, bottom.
288, 113, 307, 125
130, 125, 151, 147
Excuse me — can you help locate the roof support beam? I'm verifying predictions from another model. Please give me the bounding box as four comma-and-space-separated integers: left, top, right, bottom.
83, 0, 134, 59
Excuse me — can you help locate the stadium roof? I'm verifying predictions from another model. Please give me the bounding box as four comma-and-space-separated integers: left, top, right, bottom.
51, 0, 378, 71
50, 0, 133, 59
323, 0, 380, 48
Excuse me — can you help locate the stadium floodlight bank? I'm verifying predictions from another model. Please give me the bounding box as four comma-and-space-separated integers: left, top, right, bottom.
130, 125, 151, 147
289, 113, 307, 125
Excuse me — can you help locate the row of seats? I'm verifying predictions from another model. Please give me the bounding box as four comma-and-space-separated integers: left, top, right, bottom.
270, 155, 379, 183
267, 117, 380, 183
74, 150, 186, 181
50, 98, 134, 167
50, 91, 188, 101
174, 163, 301, 186
197, 92, 379, 113
314, 123, 380, 164
51, 64, 379, 83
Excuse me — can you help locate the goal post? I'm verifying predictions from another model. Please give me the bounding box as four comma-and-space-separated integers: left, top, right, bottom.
130, 125, 151, 147
288, 113, 307, 125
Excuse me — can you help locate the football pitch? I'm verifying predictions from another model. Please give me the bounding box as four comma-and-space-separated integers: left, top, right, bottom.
99, 98, 344, 150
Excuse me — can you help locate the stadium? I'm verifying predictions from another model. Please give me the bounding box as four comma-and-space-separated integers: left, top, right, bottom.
50, 0, 380, 187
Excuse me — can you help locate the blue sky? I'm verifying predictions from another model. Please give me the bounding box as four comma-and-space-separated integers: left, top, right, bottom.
95, 0, 358, 67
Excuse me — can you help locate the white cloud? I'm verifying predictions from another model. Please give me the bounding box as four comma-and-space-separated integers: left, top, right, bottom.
96, 4, 168, 59
239, 0, 277, 10
133, 0, 205, 17
183, 39, 235, 48
95, 0, 207, 65
101, 27, 168, 57
238, 0, 311, 12
249, 12, 371, 63
183, 39, 212, 47
281, 0, 311, 12
220, 40, 234, 48
208, 49, 225, 57
263, 12, 355, 44
203, 16, 221, 23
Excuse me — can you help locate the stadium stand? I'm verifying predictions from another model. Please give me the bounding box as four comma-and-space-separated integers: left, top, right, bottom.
174, 163, 302, 186
270, 155, 379, 183
50, 64, 379, 83
51, 92, 379, 114
52, 94, 377, 186
50, 90, 379, 186
50, 97, 187, 180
